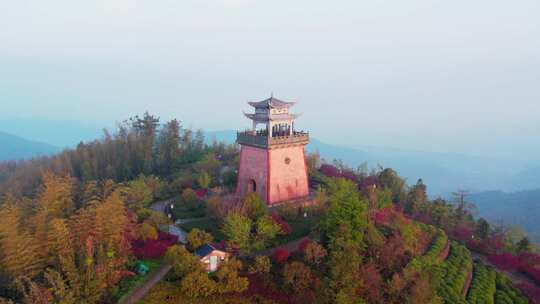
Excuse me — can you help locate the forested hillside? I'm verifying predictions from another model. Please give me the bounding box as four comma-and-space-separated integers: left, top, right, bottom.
0, 114, 539, 304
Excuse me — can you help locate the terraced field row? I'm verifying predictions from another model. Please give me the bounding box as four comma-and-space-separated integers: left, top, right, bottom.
438, 242, 472, 304
423, 228, 448, 262
467, 261, 528, 304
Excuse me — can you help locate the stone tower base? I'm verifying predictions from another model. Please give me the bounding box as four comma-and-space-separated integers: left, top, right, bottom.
236, 144, 309, 205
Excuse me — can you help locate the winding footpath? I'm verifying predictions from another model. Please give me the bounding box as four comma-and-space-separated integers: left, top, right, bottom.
119, 264, 172, 304
256, 237, 311, 257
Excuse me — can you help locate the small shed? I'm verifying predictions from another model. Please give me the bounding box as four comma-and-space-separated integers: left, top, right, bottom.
194, 244, 229, 272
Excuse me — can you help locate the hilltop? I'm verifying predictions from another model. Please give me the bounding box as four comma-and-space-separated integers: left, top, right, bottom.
0, 114, 538, 304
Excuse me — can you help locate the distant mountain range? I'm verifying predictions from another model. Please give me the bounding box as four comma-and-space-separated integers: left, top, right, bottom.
207, 130, 540, 242
205, 130, 539, 195
0, 131, 60, 161
2, 127, 539, 242
470, 189, 540, 243
2, 125, 538, 195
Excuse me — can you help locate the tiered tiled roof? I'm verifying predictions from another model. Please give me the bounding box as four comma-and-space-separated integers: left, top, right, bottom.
243, 112, 301, 121
248, 97, 295, 109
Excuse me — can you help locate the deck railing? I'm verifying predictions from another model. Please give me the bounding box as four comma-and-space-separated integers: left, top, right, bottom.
236, 131, 309, 148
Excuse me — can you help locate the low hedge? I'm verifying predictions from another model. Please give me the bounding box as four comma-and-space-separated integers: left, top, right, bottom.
467, 262, 496, 304
437, 242, 472, 304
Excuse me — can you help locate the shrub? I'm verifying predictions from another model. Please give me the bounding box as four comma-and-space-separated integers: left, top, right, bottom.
270, 212, 291, 235
276, 203, 299, 221
372, 207, 392, 225
517, 282, 540, 304
241, 192, 267, 220
319, 164, 340, 178
181, 188, 199, 208
248, 256, 271, 275
517, 252, 540, 285
303, 242, 327, 266
488, 253, 521, 271
521, 266, 540, 285
273, 248, 290, 264
132, 231, 178, 259
164, 245, 201, 280
180, 271, 217, 298
283, 261, 313, 292
452, 226, 474, 243
186, 228, 213, 251
139, 222, 158, 241
299, 239, 313, 252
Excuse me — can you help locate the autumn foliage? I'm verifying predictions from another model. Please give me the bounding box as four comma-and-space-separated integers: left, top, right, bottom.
270, 212, 291, 235
132, 231, 178, 259
272, 248, 291, 264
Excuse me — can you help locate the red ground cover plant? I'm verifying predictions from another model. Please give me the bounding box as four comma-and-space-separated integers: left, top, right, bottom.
518, 252, 540, 285
487, 252, 540, 286
451, 226, 474, 243
273, 248, 290, 263
340, 170, 357, 182
319, 164, 340, 178
319, 164, 359, 182
245, 274, 316, 304
357, 263, 383, 303
372, 207, 393, 225
195, 188, 208, 199
132, 231, 178, 259
467, 233, 506, 255
517, 282, 540, 304
519, 252, 540, 266
487, 253, 522, 271
522, 267, 540, 285
359, 175, 378, 190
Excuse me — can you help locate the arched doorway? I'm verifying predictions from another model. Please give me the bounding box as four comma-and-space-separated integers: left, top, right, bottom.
247, 179, 257, 193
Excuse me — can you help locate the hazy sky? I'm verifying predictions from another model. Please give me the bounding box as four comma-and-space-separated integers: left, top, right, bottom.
1, 0, 539, 159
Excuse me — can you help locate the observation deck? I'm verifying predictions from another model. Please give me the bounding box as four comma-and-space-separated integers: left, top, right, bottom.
236, 131, 309, 149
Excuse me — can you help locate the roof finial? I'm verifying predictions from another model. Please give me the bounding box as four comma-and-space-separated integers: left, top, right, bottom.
271, 91, 273, 98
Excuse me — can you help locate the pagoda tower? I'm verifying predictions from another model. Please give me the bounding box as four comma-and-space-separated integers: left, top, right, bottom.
236, 96, 310, 205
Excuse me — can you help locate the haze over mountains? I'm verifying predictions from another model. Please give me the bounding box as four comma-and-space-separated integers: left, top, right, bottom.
206, 130, 539, 194
1, 121, 539, 195
470, 190, 540, 243
0, 131, 59, 161
2, 120, 540, 241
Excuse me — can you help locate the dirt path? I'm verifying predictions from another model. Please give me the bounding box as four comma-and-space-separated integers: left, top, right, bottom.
471, 252, 538, 287
462, 266, 473, 298
175, 217, 209, 225
256, 237, 310, 257
438, 240, 451, 261
149, 198, 173, 214
118, 264, 172, 304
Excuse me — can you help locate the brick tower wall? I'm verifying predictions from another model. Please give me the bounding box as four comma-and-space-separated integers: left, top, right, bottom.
236, 145, 269, 201
267, 146, 309, 205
